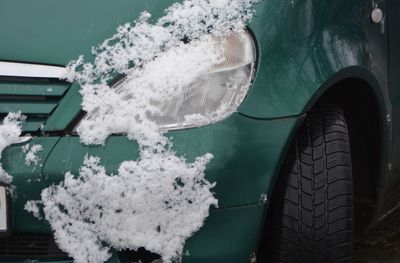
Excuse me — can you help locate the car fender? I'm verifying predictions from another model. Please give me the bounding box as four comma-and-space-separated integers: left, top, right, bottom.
241, 0, 389, 121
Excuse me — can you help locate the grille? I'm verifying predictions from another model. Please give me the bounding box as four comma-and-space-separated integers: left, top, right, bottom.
0, 80, 70, 132
0, 233, 68, 260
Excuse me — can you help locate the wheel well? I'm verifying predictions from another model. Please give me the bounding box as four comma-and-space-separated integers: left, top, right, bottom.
318, 78, 381, 235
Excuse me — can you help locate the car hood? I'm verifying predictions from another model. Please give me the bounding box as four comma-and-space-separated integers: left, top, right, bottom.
0, 0, 175, 66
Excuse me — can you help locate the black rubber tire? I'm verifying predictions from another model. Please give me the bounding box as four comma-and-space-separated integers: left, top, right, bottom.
261, 105, 354, 263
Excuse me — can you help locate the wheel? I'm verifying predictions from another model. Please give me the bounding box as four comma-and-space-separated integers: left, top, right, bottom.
261, 105, 354, 263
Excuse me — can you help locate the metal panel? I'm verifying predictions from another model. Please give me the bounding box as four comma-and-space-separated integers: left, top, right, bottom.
0, 83, 69, 96
0, 101, 58, 114
22, 120, 46, 132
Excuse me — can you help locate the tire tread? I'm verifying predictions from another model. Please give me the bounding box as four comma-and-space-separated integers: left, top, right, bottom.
263, 105, 354, 263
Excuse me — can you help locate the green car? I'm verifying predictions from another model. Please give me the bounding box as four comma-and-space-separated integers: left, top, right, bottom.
0, 0, 399, 262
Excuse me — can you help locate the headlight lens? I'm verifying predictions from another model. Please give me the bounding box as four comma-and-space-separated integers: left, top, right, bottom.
74, 30, 256, 132
149, 30, 256, 130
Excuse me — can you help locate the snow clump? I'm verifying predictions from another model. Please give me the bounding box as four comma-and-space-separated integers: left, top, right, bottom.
22, 144, 43, 166
24, 200, 42, 219
0, 112, 26, 185
41, 154, 216, 263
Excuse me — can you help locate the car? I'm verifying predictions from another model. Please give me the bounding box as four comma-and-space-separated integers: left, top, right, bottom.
0, 0, 398, 262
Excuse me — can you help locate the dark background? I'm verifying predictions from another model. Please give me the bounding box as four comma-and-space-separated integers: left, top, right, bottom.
354, 207, 400, 262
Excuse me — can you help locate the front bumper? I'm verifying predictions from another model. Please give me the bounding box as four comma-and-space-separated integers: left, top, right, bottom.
2, 113, 302, 262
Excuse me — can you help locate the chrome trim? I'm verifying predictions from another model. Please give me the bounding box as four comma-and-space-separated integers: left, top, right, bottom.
0, 61, 66, 79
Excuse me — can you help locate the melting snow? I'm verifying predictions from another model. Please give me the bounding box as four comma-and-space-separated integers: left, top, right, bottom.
25, 0, 260, 262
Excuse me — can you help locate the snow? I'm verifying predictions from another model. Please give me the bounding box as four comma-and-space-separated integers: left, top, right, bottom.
260, 194, 268, 204
22, 144, 43, 166
65, 0, 258, 86
41, 154, 216, 263
76, 37, 224, 146
24, 200, 41, 219
24, 0, 260, 262
0, 112, 26, 186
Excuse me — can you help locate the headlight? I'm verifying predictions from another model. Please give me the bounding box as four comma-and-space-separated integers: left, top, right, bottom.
74, 30, 256, 134
150, 30, 257, 130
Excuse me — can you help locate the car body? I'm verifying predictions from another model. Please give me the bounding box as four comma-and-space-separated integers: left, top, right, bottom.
0, 0, 399, 262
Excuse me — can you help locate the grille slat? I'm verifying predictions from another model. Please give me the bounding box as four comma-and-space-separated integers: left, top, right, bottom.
0, 233, 68, 260
0, 83, 69, 96
0, 101, 58, 114
0, 80, 71, 132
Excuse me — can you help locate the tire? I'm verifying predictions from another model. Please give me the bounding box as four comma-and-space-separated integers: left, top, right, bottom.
261, 105, 354, 263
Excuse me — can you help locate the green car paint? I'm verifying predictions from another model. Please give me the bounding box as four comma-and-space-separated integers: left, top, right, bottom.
0, 0, 389, 122
241, 0, 389, 118
0, 0, 398, 262
2, 137, 60, 234
42, 83, 82, 131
